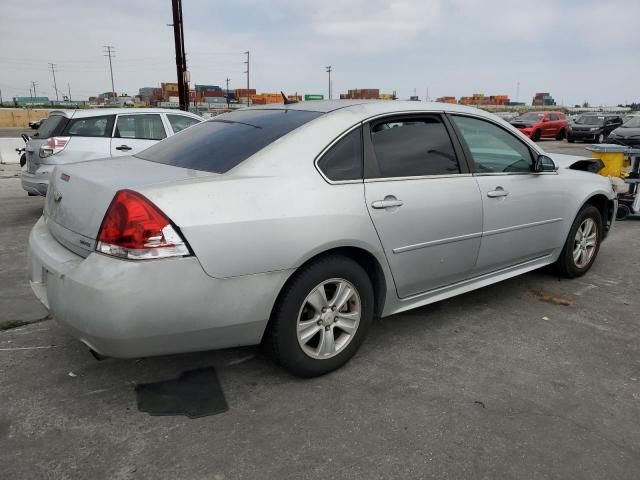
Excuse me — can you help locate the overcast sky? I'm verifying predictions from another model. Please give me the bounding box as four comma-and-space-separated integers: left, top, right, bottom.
0, 0, 637, 106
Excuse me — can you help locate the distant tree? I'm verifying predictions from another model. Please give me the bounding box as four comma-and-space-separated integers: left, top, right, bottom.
582, 101, 590, 108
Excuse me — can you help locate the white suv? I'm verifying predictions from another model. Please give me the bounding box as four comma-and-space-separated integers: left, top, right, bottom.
21, 108, 202, 196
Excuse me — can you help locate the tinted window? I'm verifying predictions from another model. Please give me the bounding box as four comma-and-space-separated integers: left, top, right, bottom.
33, 114, 68, 138
65, 115, 112, 137
452, 115, 533, 173
549, 114, 559, 121
368, 116, 460, 178
317, 128, 362, 181
167, 114, 201, 133
136, 109, 323, 174
115, 114, 166, 140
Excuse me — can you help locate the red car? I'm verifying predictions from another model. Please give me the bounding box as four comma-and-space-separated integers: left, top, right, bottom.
510, 111, 568, 141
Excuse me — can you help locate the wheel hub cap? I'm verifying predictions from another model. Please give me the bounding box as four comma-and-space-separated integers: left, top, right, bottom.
296, 278, 361, 360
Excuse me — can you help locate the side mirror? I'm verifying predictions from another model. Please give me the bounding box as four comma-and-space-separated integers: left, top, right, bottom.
534, 154, 557, 172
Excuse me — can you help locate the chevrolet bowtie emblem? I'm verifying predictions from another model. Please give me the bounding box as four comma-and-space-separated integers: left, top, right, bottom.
53, 191, 63, 203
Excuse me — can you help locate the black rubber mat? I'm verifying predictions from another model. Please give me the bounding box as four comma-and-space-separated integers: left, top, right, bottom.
135, 367, 228, 418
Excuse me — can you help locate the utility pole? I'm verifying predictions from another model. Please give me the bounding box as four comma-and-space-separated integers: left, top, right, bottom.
31, 81, 38, 99
516, 81, 520, 103
244, 51, 250, 107
0, 88, 3, 106
225, 77, 230, 108
103, 46, 116, 102
67, 83, 71, 102
171, 0, 189, 111
48, 64, 59, 102
325, 66, 332, 100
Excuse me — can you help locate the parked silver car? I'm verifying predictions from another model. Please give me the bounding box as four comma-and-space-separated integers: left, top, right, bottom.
21, 108, 202, 196
27, 101, 617, 376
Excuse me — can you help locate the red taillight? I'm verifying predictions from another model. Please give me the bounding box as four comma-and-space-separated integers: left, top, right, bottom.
96, 190, 190, 260
39, 136, 70, 158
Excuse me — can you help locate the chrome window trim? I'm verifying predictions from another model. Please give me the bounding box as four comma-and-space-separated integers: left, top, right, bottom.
314, 123, 364, 185
364, 173, 473, 183
472, 171, 558, 177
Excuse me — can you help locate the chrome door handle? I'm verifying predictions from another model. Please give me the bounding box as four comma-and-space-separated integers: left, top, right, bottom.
487, 187, 509, 198
371, 199, 404, 209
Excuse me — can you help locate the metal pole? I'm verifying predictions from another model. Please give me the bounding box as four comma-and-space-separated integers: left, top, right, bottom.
68, 83, 71, 102
244, 51, 250, 107
103, 46, 116, 101
49, 64, 59, 102
171, 0, 189, 111
226, 77, 230, 108
31, 81, 38, 99
325, 66, 332, 100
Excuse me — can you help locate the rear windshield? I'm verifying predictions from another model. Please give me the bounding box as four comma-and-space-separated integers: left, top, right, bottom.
575, 115, 605, 125
136, 109, 323, 173
32, 114, 69, 138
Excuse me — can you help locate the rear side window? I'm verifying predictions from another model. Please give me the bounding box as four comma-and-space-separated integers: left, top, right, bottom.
65, 115, 113, 137
368, 116, 460, 178
167, 114, 201, 133
33, 114, 68, 138
136, 109, 323, 173
549, 114, 559, 121
115, 114, 166, 140
317, 128, 363, 181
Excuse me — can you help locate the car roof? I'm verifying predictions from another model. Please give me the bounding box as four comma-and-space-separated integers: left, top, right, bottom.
50, 108, 202, 119
239, 100, 506, 120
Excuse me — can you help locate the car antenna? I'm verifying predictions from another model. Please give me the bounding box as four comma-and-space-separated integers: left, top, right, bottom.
281, 91, 297, 105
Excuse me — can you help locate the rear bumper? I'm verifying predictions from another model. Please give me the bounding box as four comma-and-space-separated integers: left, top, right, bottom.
28, 216, 292, 358
21, 166, 52, 196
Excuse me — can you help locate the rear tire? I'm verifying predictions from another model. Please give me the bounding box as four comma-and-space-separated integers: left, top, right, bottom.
265, 255, 374, 377
555, 128, 565, 140
532, 130, 541, 141
554, 205, 602, 278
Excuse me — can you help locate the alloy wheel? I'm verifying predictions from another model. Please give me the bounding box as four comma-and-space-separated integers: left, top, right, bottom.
296, 278, 361, 360
573, 218, 597, 268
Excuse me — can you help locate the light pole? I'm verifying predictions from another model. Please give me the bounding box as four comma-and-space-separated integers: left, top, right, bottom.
325, 66, 332, 100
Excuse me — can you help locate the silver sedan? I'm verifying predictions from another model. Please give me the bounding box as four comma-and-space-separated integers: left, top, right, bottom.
28, 101, 617, 376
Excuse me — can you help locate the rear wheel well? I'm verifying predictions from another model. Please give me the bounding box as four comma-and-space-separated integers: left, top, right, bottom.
271, 247, 387, 323
583, 194, 614, 236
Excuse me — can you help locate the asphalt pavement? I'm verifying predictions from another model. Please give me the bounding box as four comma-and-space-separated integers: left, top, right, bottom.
1, 141, 639, 479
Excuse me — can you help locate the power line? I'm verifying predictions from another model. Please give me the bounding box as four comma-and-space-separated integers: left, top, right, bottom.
103, 45, 116, 101
48, 63, 59, 101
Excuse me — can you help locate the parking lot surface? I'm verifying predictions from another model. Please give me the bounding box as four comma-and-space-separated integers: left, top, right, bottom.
1, 141, 639, 479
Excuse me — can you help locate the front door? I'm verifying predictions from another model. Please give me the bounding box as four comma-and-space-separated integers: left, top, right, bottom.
363, 114, 483, 298
450, 114, 569, 274
111, 114, 167, 157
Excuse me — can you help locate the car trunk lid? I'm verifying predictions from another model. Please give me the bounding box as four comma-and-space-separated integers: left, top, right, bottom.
45, 157, 215, 257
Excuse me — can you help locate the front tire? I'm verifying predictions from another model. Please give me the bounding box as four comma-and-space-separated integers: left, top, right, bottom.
567, 137, 575, 143
597, 133, 605, 144
266, 255, 374, 377
554, 205, 602, 278
616, 204, 630, 220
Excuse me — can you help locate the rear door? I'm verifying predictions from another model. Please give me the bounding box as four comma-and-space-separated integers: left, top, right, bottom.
546, 114, 558, 136
110, 113, 167, 157
363, 114, 483, 298
450, 114, 569, 274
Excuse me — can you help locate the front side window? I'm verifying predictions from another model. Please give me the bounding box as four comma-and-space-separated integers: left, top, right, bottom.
317, 128, 363, 181
65, 115, 112, 137
452, 115, 533, 173
167, 114, 201, 134
136, 109, 323, 174
368, 116, 460, 178
115, 114, 166, 140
